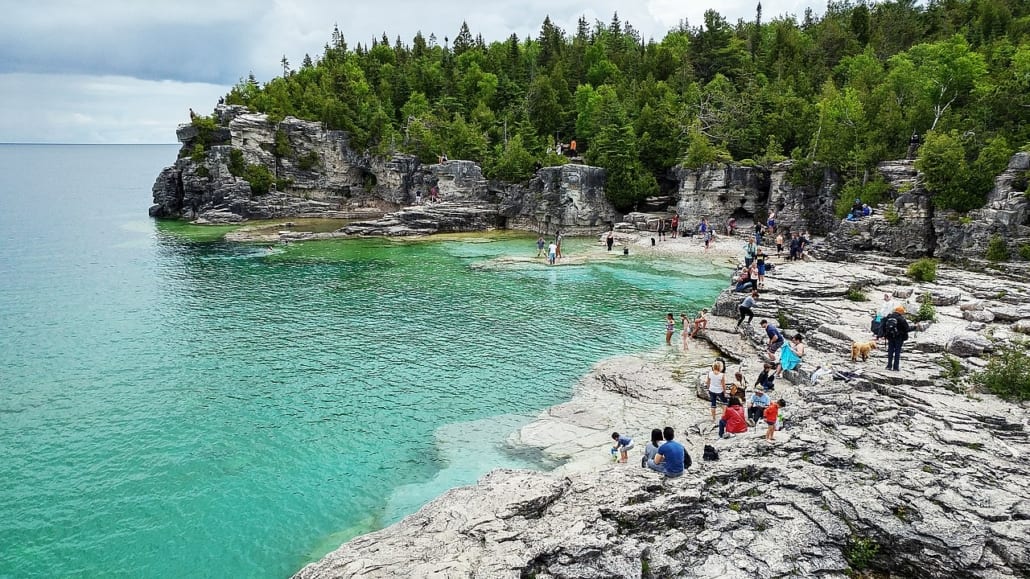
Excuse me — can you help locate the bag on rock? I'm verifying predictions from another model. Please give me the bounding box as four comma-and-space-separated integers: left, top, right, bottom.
702, 445, 719, 461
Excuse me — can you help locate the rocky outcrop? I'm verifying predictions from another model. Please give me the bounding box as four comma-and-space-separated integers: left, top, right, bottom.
151, 107, 618, 235
820, 154, 1030, 262
295, 255, 1030, 579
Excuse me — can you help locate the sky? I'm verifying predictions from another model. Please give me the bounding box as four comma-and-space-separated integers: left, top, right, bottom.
0, 0, 820, 144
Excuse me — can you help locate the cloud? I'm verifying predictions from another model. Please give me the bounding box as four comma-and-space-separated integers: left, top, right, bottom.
1, 0, 823, 143
0, 73, 229, 143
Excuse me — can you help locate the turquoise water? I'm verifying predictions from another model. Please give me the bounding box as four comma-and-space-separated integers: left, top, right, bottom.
0, 145, 729, 577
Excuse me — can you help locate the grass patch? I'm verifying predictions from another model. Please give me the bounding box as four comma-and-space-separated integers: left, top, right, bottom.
937, 354, 962, 380
907, 258, 937, 282
974, 344, 1030, 401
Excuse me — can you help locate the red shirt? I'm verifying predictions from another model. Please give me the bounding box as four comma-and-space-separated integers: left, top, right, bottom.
722, 405, 748, 433
764, 402, 780, 423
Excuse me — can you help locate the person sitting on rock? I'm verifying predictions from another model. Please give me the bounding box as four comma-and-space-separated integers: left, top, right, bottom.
690, 309, 709, 338
648, 426, 689, 477
776, 334, 805, 378
719, 398, 749, 439
641, 428, 663, 468
754, 361, 776, 392
728, 370, 746, 401
747, 386, 770, 425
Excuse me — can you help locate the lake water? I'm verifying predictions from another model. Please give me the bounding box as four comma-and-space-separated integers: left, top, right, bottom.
0, 144, 729, 577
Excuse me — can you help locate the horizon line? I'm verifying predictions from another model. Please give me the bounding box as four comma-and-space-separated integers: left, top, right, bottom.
0, 142, 178, 146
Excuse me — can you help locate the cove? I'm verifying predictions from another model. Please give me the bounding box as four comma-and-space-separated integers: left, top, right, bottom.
0, 145, 729, 578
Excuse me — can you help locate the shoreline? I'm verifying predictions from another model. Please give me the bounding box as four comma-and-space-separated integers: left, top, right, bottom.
295, 250, 1030, 578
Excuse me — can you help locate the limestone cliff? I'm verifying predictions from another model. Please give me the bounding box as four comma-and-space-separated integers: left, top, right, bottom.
149, 106, 616, 235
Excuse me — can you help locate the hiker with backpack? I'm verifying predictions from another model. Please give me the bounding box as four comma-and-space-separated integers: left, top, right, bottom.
883, 305, 910, 371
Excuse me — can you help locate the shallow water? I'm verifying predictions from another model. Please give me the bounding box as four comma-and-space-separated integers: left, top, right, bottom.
0, 145, 729, 577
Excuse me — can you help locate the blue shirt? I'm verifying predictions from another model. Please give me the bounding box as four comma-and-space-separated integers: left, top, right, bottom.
766, 324, 783, 342
616, 436, 632, 449
657, 440, 685, 475
750, 392, 770, 406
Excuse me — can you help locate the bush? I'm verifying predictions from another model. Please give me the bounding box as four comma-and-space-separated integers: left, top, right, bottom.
938, 354, 962, 380
845, 537, 880, 571
228, 148, 247, 177
1020, 244, 1030, 261
273, 129, 292, 158
835, 177, 889, 218
884, 205, 901, 225
846, 287, 868, 301
985, 235, 1010, 262
189, 143, 206, 163
975, 344, 1030, 401
914, 292, 937, 322
297, 150, 321, 171
907, 258, 938, 282
191, 115, 221, 147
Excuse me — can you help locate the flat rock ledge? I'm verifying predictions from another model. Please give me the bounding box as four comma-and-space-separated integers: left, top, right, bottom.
296, 257, 1030, 579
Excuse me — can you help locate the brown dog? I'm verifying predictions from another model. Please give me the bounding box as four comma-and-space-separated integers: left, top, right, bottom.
851, 340, 878, 362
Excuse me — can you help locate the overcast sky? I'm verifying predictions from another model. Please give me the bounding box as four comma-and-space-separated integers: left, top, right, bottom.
1, 0, 819, 144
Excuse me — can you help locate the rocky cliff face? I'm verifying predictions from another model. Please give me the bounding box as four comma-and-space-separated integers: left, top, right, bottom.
150, 107, 617, 235
671, 163, 837, 236
821, 154, 1030, 262
295, 256, 1030, 579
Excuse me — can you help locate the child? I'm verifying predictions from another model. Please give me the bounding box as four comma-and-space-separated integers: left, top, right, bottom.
764, 399, 787, 441
665, 313, 676, 345
775, 233, 784, 257
691, 309, 709, 338
680, 313, 691, 349
611, 432, 634, 463
756, 251, 766, 288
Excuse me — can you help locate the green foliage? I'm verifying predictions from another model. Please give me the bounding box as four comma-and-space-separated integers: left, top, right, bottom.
776, 309, 790, 331
227, 148, 284, 195
195, 166, 210, 179
297, 150, 321, 171
845, 537, 880, 571
273, 130, 292, 158
189, 143, 206, 163
975, 344, 1030, 401
228, 148, 247, 177
986, 235, 1010, 262
484, 135, 535, 182
204, 4, 1026, 194
906, 258, 938, 282
191, 115, 221, 147
938, 354, 963, 380
1019, 244, 1030, 261
835, 176, 889, 218
917, 131, 1014, 212
884, 205, 901, 224
915, 292, 937, 322
846, 287, 868, 301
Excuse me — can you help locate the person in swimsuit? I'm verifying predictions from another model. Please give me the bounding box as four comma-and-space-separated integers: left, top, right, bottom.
665, 313, 676, 345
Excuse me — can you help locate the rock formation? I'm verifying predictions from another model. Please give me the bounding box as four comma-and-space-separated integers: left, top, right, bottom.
294, 254, 1030, 579
149, 107, 617, 236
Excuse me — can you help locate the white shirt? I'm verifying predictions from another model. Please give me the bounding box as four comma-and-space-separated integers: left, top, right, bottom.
707, 370, 725, 393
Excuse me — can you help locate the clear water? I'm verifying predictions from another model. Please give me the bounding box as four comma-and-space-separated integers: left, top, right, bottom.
0, 145, 729, 577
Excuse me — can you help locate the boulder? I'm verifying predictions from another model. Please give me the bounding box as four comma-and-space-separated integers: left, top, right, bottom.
946, 334, 992, 358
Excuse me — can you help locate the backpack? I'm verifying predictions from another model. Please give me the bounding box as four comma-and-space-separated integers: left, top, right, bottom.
702, 445, 719, 461
884, 315, 900, 339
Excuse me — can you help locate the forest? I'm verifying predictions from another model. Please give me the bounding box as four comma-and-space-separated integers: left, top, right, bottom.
217, 0, 1030, 212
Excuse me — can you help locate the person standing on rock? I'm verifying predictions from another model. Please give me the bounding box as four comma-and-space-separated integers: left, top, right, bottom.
744, 238, 758, 268
536, 235, 546, 257
555, 230, 563, 260
737, 291, 758, 327
680, 313, 692, 349
884, 305, 910, 371
606, 229, 614, 251
547, 241, 557, 265
775, 233, 784, 257
657, 218, 666, 242
665, 313, 676, 346
874, 293, 895, 341
764, 399, 786, 442
706, 360, 728, 421
649, 427, 689, 477
670, 214, 679, 239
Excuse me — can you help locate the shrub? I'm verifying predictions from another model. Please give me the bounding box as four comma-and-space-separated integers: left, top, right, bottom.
938, 354, 962, 380
273, 129, 292, 158
776, 309, 790, 330
297, 150, 321, 171
228, 148, 247, 177
846, 287, 868, 301
835, 177, 889, 218
884, 205, 901, 225
974, 344, 1030, 401
985, 235, 1010, 262
1020, 244, 1030, 261
191, 115, 221, 146
845, 537, 880, 571
195, 166, 210, 179
189, 143, 206, 163
914, 292, 937, 322
907, 258, 937, 282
